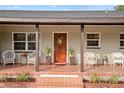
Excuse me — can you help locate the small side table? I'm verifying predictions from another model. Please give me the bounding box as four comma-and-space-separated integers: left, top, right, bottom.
102, 56, 108, 65
20, 54, 28, 65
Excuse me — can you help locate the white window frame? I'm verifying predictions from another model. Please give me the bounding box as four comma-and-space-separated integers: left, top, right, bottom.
120, 32, 124, 48
86, 32, 101, 48
12, 32, 36, 51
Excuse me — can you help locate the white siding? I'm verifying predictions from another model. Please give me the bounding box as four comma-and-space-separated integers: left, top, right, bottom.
0, 25, 81, 64
0, 25, 1, 63
1, 25, 36, 63
84, 25, 124, 64
40, 25, 80, 64
1, 25, 124, 65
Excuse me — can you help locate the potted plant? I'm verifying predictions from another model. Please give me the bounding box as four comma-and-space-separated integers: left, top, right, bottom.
45, 47, 52, 65
102, 54, 108, 65
68, 47, 75, 65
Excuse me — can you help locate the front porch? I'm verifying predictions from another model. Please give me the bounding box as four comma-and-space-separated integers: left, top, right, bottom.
1, 24, 124, 71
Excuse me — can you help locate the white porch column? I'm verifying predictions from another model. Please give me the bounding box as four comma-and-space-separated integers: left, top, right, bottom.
35, 24, 40, 71
80, 24, 84, 72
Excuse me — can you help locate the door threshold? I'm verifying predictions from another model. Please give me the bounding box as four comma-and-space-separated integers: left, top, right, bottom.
40, 74, 79, 78
54, 63, 66, 65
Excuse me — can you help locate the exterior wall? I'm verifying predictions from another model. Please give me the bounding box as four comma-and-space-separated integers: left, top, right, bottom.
0, 25, 36, 63
84, 25, 124, 64
40, 25, 80, 64
1, 24, 124, 65
0, 25, 81, 64
0, 25, 1, 63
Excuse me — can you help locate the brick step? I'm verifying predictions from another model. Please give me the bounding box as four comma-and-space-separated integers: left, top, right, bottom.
35, 82, 84, 88
36, 74, 83, 88
35, 74, 83, 87
35, 72, 83, 76
37, 74, 82, 81
37, 77, 82, 83
0, 82, 84, 88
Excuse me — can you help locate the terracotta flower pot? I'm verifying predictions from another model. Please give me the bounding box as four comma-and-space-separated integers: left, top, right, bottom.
70, 57, 75, 65
46, 56, 51, 65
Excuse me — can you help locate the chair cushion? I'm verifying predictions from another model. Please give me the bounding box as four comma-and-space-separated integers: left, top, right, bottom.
29, 58, 35, 61
88, 57, 96, 60
114, 57, 123, 60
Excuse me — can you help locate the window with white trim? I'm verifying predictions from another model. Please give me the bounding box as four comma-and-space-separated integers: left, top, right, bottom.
120, 33, 124, 48
13, 32, 36, 51
86, 32, 100, 48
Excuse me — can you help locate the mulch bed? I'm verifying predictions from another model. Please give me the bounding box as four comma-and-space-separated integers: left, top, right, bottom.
83, 79, 124, 84
83, 79, 124, 88
0, 78, 36, 82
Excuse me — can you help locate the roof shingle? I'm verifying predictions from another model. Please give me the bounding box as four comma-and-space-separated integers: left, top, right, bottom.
0, 10, 124, 18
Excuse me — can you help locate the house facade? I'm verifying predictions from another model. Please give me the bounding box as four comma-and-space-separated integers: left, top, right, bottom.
0, 10, 124, 71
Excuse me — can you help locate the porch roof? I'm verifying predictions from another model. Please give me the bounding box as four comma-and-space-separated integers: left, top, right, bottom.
0, 10, 124, 25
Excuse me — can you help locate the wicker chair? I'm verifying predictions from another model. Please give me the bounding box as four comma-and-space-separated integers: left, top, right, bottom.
2, 50, 15, 67
111, 52, 124, 67
84, 52, 97, 66
27, 51, 36, 65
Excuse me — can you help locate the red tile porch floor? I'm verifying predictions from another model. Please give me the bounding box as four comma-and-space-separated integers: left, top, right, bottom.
0, 64, 124, 88
0, 64, 124, 76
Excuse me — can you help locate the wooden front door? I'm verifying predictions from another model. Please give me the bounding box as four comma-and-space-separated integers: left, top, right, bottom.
54, 33, 67, 64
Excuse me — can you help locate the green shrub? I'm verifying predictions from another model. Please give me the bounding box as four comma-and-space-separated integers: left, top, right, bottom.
0, 75, 9, 82
68, 47, 75, 57
16, 72, 30, 82
107, 76, 119, 84
90, 72, 104, 83
45, 47, 52, 56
